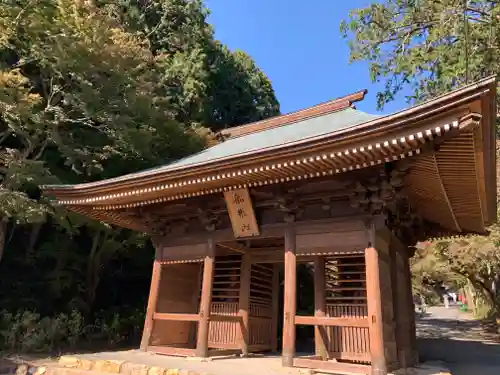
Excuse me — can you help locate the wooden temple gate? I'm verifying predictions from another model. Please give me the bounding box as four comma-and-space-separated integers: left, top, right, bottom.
141, 216, 418, 374
42, 78, 497, 375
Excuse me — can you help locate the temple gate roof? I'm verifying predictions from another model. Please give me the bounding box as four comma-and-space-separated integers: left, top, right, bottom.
41, 76, 498, 237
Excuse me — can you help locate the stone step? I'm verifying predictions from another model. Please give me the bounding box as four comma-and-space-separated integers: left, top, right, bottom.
40, 367, 119, 375
57, 357, 190, 375
3, 356, 453, 375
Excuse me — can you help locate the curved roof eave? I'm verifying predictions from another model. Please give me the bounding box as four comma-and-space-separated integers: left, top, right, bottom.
41, 76, 497, 196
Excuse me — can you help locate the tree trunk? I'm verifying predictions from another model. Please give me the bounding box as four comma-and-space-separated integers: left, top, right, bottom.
85, 230, 102, 315
471, 275, 499, 312
492, 273, 500, 299
465, 282, 476, 314
26, 223, 43, 263
0, 221, 7, 263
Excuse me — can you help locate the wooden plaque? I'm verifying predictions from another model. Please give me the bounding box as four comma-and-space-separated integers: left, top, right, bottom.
223, 188, 260, 238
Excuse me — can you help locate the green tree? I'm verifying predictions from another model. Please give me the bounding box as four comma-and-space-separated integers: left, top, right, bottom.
414, 232, 500, 315
100, 0, 280, 130
342, 0, 500, 318
0, 0, 205, 262
203, 45, 280, 130
341, 0, 500, 111
0, 0, 281, 345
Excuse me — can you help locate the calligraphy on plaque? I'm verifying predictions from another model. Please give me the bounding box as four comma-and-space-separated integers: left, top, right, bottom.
223, 188, 260, 238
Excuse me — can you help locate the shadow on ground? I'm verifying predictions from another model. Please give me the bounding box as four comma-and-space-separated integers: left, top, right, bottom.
417, 310, 500, 375
0, 357, 23, 374
418, 337, 500, 375
417, 317, 499, 341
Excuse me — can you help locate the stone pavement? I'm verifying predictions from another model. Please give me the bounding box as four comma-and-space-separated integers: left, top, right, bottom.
416, 305, 500, 375
6, 306, 497, 375
3, 350, 452, 375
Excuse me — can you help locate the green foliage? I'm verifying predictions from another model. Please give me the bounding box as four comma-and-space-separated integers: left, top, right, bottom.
414, 233, 500, 314
343, 0, 500, 322
99, 0, 280, 130
0, 0, 280, 354
0, 308, 144, 353
0, 0, 207, 243
341, 0, 500, 111
203, 45, 280, 129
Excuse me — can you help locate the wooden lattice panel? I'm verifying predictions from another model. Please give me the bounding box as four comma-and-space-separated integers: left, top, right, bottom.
249, 264, 274, 349
250, 263, 274, 306
325, 255, 366, 304
211, 254, 242, 303
323, 254, 370, 363
249, 304, 273, 347
208, 255, 242, 349
208, 257, 275, 351
325, 304, 370, 362
208, 302, 240, 349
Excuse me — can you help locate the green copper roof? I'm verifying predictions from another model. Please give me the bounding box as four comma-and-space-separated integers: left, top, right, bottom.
152, 107, 380, 173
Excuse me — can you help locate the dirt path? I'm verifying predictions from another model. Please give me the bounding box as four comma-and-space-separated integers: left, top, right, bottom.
417, 305, 500, 375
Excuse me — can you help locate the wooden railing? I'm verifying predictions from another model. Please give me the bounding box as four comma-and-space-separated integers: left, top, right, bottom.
294, 304, 370, 363
151, 259, 275, 355
208, 302, 240, 349
249, 315, 273, 347
325, 304, 370, 362
207, 302, 274, 350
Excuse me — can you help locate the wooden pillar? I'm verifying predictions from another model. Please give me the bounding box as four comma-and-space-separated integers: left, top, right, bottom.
271, 264, 280, 353
140, 259, 162, 351
190, 263, 204, 346
390, 243, 403, 368
196, 238, 215, 358
314, 256, 328, 360
402, 250, 419, 365
238, 252, 251, 356
282, 225, 297, 367
365, 246, 387, 375
393, 244, 414, 369
377, 233, 398, 370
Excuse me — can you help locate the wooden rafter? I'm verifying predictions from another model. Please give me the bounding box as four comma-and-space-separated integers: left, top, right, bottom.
432, 153, 462, 232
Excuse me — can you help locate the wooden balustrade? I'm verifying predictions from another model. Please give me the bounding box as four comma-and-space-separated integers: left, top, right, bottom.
325, 304, 370, 362
208, 302, 273, 351
153, 313, 200, 322
209, 302, 240, 349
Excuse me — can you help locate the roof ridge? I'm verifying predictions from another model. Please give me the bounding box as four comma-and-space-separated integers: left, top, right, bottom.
219, 89, 367, 140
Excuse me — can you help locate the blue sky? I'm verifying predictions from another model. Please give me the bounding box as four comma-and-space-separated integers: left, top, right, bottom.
205, 0, 407, 116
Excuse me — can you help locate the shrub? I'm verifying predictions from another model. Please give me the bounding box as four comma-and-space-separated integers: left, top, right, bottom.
0, 310, 84, 353
0, 308, 145, 354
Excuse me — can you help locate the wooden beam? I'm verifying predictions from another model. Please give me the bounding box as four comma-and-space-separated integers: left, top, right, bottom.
293, 357, 371, 374
295, 315, 369, 328
217, 242, 247, 254
209, 314, 243, 322
148, 346, 196, 357
156, 217, 371, 248
314, 256, 329, 360
282, 225, 297, 367
365, 243, 387, 375
140, 260, 162, 351
196, 238, 215, 358
238, 252, 252, 356
153, 313, 200, 321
